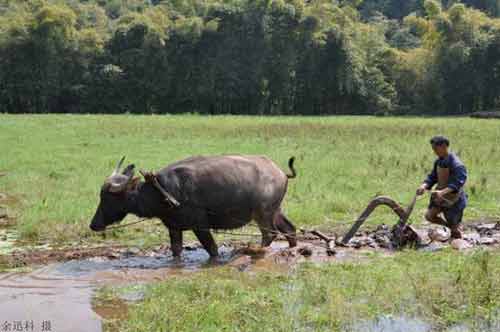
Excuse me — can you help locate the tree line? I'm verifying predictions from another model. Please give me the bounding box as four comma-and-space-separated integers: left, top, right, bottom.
0, 0, 499, 115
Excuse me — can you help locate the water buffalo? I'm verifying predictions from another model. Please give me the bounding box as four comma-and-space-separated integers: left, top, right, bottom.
89, 155, 298, 257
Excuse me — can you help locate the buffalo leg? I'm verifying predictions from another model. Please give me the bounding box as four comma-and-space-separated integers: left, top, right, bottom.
255, 212, 277, 247
193, 229, 219, 257
274, 212, 297, 247
169, 228, 183, 257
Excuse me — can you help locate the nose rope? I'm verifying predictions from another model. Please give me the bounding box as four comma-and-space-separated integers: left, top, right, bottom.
101, 218, 281, 237
100, 216, 329, 248
101, 218, 151, 231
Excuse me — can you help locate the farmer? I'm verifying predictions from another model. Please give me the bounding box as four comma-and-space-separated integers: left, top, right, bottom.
416, 135, 468, 239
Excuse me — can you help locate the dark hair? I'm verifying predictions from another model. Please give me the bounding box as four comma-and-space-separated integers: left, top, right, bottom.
430, 135, 450, 146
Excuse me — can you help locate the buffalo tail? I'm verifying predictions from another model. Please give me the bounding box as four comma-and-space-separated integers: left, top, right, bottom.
287, 157, 297, 179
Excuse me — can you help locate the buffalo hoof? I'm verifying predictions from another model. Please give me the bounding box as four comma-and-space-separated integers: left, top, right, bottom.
207, 249, 219, 258
287, 237, 297, 248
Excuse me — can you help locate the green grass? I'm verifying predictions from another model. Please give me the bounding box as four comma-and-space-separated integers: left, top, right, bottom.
108, 249, 500, 332
2, 115, 500, 331
0, 114, 499, 244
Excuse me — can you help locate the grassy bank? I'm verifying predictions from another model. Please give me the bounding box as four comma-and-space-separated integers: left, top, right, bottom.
0, 114, 499, 244
108, 249, 500, 332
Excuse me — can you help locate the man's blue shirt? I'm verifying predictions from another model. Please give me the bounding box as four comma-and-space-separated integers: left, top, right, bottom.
424, 153, 468, 209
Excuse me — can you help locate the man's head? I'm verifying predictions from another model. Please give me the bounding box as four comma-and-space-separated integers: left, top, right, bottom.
430, 135, 450, 158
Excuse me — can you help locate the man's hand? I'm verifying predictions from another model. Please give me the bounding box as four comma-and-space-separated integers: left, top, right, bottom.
432, 189, 445, 202
432, 187, 452, 203
416, 184, 428, 196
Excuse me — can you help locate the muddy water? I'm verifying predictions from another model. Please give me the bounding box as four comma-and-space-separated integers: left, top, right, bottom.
0, 247, 222, 332
349, 315, 432, 332
0, 267, 102, 332
0, 242, 300, 332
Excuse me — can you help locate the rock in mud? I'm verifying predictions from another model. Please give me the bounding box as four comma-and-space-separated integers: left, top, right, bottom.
184, 245, 198, 251
229, 255, 252, 271
475, 223, 498, 231
119, 290, 145, 303
475, 223, 499, 236
349, 238, 363, 248
492, 233, 500, 242
150, 245, 169, 254
374, 234, 392, 249
350, 314, 431, 332
350, 236, 375, 249
374, 224, 390, 233
463, 232, 480, 244
123, 247, 141, 256
326, 245, 336, 256
451, 239, 473, 250
428, 227, 450, 242
297, 246, 313, 257
478, 237, 497, 245
409, 226, 431, 246
236, 245, 267, 258
106, 252, 122, 259
64, 251, 80, 260
419, 242, 444, 252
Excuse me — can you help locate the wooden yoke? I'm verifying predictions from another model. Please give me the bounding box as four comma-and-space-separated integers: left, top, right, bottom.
139, 170, 180, 208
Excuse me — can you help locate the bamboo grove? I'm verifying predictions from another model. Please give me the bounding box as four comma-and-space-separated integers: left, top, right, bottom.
0, 0, 499, 115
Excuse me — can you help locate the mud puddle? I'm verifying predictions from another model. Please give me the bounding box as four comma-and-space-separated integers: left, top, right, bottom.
349, 315, 432, 332
0, 244, 233, 332
0, 240, 345, 332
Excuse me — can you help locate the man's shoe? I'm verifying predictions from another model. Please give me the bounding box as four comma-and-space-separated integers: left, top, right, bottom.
450, 225, 463, 239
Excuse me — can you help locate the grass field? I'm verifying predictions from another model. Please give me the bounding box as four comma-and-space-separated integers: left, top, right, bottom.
2, 115, 500, 331
107, 249, 500, 332
1, 114, 499, 245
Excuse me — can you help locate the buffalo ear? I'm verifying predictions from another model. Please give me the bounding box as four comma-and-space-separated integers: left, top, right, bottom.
122, 164, 135, 178
126, 176, 141, 191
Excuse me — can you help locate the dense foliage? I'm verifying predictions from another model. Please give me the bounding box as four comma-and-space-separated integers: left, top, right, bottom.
0, 0, 499, 115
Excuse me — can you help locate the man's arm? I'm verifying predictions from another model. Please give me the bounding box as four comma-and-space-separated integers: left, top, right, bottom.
423, 161, 438, 189
448, 164, 467, 193
417, 161, 437, 195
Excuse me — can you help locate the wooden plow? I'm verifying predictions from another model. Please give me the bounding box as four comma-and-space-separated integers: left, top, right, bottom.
340, 194, 420, 248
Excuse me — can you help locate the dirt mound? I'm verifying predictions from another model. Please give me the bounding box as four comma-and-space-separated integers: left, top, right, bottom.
342, 220, 500, 251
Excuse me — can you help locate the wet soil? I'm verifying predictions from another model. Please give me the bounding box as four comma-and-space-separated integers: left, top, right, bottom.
349, 315, 432, 332
0, 241, 313, 332
0, 193, 16, 228
341, 219, 500, 251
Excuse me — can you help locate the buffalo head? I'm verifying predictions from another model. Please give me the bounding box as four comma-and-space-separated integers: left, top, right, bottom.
90, 156, 139, 231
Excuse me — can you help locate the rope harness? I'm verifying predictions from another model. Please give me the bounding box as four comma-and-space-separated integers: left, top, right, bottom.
105, 218, 281, 238
103, 170, 286, 238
